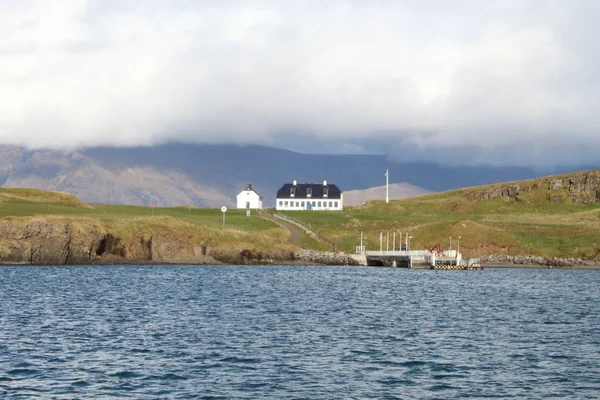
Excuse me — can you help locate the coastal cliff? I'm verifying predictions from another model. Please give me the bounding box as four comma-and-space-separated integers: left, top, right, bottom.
0, 217, 346, 266
0, 217, 596, 267
0, 218, 210, 265
464, 170, 600, 204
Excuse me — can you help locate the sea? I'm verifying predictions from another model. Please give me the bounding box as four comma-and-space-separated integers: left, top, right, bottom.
0, 265, 599, 399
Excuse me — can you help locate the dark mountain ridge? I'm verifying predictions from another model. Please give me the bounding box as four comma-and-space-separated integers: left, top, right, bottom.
0, 143, 595, 207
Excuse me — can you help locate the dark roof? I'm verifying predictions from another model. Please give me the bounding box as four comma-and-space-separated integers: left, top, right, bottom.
240, 183, 263, 199
276, 183, 342, 199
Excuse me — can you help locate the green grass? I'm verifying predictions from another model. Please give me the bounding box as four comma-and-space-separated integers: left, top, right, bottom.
0, 201, 93, 218
3, 170, 600, 259
0, 188, 86, 207
300, 235, 331, 251
280, 170, 600, 259
0, 201, 274, 231
0, 191, 289, 253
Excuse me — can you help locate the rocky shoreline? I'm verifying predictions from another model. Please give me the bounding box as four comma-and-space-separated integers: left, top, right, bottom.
480, 254, 599, 269
1, 219, 598, 268
3, 251, 598, 268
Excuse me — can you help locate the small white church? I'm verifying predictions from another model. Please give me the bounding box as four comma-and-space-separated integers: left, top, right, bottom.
236, 184, 263, 210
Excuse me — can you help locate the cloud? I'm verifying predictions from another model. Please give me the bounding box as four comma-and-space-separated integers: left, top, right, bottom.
0, 0, 599, 166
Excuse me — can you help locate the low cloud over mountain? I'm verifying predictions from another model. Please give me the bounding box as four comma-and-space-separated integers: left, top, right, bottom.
1, 1, 599, 166
0, 143, 571, 207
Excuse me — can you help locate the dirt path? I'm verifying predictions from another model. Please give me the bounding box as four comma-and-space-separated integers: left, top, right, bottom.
260, 210, 304, 246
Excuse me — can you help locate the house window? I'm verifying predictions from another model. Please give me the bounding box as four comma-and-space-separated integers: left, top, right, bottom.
301, 201, 305, 207
323, 187, 329, 198
306, 187, 312, 198
312, 201, 316, 207
318, 201, 322, 207
334, 201, 338, 208
329, 201, 333, 207
296, 201, 299, 207
290, 186, 296, 197
279, 201, 283, 206
285, 201, 288, 206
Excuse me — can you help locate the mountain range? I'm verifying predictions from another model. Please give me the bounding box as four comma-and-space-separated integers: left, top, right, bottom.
0, 143, 594, 207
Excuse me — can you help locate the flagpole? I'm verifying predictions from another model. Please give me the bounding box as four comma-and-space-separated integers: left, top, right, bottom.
385, 169, 389, 204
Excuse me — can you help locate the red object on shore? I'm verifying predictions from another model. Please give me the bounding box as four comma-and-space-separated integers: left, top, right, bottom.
152, 204, 155, 209
429, 243, 442, 253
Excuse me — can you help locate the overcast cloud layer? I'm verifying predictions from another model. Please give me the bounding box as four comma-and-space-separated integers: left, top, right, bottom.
1, 0, 599, 166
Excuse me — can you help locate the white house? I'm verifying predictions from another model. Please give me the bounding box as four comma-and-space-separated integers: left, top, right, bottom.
236, 184, 263, 209
276, 180, 343, 211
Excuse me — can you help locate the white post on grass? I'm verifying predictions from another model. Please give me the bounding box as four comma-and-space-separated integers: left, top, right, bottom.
221, 206, 227, 230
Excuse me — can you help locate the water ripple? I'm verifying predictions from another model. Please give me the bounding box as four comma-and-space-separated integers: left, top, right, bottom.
1, 265, 599, 399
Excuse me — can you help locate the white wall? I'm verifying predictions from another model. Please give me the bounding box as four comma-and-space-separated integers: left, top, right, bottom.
236, 190, 263, 209
275, 197, 343, 211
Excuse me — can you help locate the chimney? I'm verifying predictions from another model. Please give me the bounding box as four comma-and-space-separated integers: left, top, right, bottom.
293, 180, 297, 186
323, 180, 327, 186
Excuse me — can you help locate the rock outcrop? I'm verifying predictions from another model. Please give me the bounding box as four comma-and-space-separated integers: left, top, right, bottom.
150, 230, 195, 262
0, 219, 105, 264
465, 171, 600, 204
466, 184, 535, 203
0, 217, 370, 266
480, 254, 589, 267
0, 218, 218, 265
293, 249, 367, 266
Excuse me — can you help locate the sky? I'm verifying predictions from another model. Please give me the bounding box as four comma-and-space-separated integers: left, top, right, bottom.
0, 0, 599, 166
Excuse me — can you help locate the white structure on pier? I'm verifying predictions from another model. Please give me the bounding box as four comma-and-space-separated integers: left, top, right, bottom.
364, 249, 465, 268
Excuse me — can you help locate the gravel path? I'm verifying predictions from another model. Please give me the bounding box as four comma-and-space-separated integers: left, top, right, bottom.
259, 210, 305, 246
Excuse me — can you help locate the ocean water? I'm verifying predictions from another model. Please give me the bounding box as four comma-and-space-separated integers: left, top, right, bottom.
0, 265, 599, 399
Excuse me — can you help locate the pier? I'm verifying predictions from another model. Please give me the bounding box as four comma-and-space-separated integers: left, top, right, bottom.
364, 249, 481, 269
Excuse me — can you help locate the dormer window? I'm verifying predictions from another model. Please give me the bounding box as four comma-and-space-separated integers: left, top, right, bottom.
323, 187, 329, 198
290, 186, 296, 198
306, 187, 312, 198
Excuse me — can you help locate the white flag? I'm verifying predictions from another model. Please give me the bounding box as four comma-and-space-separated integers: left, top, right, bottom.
384, 169, 388, 178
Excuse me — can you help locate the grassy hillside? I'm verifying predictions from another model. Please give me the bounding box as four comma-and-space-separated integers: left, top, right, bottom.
343, 183, 430, 206
281, 170, 600, 260
0, 188, 88, 208
3, 169, 600, 261
0, 188, 289, 252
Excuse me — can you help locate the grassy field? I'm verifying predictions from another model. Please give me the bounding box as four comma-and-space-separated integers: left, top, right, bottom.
0, 189, 290, 252
280, 171, 600, 259
0, 188, 87, 208
2, 170, 600, 260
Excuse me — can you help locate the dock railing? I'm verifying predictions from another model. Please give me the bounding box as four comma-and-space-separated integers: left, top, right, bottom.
365, 250, 428, 257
